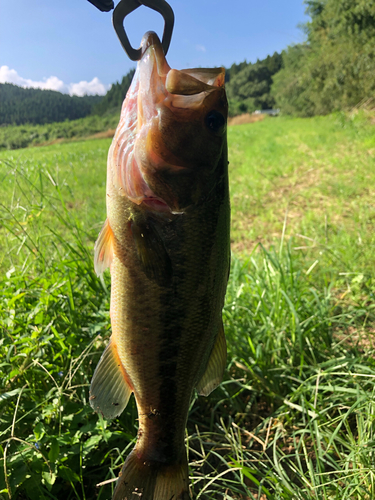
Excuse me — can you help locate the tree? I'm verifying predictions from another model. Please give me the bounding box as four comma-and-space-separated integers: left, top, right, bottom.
0, 84, 102, 126
225, 52, 282, 116
272, 0, 375, 116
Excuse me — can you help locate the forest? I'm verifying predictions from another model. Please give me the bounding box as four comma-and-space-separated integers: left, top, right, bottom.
0, 84, 102, 126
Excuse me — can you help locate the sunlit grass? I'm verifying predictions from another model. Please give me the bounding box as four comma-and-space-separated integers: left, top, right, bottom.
0, 112, 374, 499
228, 112, 375, 279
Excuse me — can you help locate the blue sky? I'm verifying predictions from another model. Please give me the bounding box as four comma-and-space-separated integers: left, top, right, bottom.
0, 0, 309, 96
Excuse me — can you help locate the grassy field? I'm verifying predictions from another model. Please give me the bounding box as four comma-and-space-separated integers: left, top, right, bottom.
0, 112, 374, 500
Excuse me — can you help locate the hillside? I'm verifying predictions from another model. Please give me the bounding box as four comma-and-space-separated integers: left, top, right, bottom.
0, 114, 120, 150
0, 83, 102, 126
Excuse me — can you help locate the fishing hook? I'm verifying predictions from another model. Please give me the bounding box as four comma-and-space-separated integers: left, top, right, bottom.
112, 0, 174, 61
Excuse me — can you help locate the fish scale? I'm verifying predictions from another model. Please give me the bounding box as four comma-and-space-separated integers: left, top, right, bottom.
90, 31, 230, 499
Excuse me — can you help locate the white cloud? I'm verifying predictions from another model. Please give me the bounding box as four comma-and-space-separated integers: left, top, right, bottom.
195, 44, 206, 52
69, 77, 109, 97
0, 66, 110, 96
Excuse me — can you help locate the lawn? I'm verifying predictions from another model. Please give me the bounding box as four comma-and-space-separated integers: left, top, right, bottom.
0, 112, 374, 499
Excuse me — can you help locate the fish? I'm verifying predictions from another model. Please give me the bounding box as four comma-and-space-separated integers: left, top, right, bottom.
89, 31, 230, 500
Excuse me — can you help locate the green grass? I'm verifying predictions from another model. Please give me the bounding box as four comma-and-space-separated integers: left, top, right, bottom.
229, 112, 375, 277
0, 112, 374, 499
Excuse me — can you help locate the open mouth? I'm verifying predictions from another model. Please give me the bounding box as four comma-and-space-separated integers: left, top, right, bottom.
138, 31, 225, 113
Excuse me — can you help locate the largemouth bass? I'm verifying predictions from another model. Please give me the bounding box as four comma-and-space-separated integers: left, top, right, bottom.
90, 31, 230, 500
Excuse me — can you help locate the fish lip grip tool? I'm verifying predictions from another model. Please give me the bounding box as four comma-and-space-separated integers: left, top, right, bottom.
113, 0, 175, 61
87, 0, 114, 12
87, 0, 175, 61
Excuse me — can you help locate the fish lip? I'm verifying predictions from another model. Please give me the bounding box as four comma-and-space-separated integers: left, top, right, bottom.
139, 31, 169, 77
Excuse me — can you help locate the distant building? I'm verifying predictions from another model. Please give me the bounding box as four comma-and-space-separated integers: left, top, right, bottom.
253, 109, 280, 116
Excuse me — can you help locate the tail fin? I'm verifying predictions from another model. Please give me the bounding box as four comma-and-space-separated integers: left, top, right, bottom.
112, 450, 191, 500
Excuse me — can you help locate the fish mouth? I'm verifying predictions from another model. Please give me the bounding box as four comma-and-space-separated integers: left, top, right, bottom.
139, 31, 171, 79
138, 31, 225, 109
136, 31, 171, 129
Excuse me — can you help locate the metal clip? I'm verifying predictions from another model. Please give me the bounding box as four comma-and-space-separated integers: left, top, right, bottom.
113, 0, 174, 61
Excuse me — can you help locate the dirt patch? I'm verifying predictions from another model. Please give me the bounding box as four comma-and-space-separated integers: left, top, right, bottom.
32, 129, 116, 148
334, 326, 375, 352
86, 129, 116, 140
228, 114, 265, 126
34, 138, 65, 147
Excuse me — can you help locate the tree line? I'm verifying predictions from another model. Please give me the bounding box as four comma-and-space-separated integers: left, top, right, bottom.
0, 53, 282, 126
1, 0, 373, 126
91, 58, 283, 118
225, 52, 282, 116
0, 84, 102, 126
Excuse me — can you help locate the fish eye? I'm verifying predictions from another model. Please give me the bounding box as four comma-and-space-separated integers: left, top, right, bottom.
205, 110, 225, 134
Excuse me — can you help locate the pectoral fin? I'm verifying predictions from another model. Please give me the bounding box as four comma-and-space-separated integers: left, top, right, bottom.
196, 322, 227, 396
89, 340, 133, 419
94, 218, 114, 276
130, 218, 172, 287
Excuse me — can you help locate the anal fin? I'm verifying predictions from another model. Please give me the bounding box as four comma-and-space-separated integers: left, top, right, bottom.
196, 322, 227, 397
94, 218, 114, 276
89, 340, 133, 419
